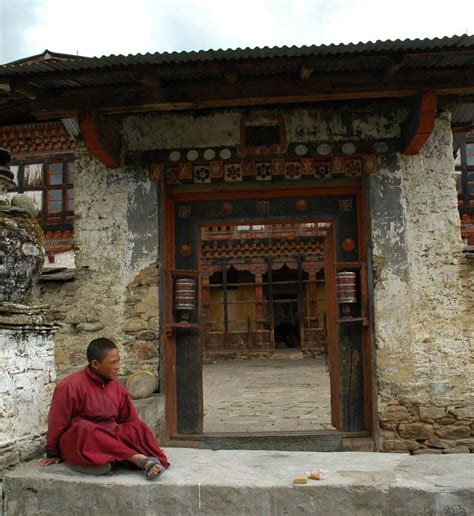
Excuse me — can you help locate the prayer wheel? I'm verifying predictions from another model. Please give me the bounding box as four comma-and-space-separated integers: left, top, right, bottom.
175, 278, 196, 319
336, 271, 356, 304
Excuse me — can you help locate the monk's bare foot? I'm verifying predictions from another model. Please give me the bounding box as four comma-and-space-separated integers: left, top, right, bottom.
128, 453, 163, 479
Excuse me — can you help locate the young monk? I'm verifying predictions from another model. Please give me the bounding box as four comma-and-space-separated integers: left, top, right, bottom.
39, 337, 169, 479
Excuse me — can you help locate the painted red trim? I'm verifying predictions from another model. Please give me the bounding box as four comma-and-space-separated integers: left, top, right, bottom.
79, 112, 120, 169
403, 91, 437, 156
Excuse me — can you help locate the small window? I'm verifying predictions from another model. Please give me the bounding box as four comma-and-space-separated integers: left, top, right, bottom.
68, 161, 75, 184
67, 189, 74, 211
467, 143, 474, 166
244, 125, 281, 146
48, 190, 63, 213
24, 163, 43, 187
49, 162, 63, 185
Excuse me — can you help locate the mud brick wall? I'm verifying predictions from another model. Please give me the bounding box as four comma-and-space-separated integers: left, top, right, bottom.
370, 113, 474, 453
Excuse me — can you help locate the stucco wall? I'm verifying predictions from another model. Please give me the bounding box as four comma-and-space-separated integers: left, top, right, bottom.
32, 105, 472, 453
123, 104, 404, 150
0, 322, 56, 477
33, 145, 160, 380
370, 113, 474, 453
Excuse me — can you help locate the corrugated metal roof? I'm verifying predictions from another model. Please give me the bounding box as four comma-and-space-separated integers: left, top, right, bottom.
1, 34, 474, 77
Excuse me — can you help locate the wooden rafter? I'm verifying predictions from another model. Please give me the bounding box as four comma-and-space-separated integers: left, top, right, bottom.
26, 66, 474, 119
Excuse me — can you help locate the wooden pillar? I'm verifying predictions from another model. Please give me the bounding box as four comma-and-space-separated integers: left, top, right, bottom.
200, 274, 211, 352
307, 272, 318, 326
255, 273, 265, 331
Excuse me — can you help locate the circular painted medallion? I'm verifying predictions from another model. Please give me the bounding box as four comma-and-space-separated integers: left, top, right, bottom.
317, 143, 331, 156
203, 148, 216, 160
342, 238, 356, 252
295, 144, 308, 156
341, 143, 356, 155
179, 244, 192, 257
219, 148, 232, 160
186, 149, 199, 161
295, 200, 308, 212
169, 150, 181, 162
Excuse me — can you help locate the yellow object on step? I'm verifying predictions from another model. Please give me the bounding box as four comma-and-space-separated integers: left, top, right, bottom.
293, 475, 308, 485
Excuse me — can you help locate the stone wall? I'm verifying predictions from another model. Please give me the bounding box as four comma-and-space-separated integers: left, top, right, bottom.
369, 112, 474, 453
0, 306, 57, 477
31, 106, 473, 454
32, 145, 160, 381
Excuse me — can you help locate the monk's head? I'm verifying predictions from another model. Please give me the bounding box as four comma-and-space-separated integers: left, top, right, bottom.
87, 338, 120, 380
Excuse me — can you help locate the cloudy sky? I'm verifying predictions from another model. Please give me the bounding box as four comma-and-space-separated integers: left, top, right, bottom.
0, 0, 473, 63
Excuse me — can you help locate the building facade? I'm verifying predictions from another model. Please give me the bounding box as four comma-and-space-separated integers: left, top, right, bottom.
0, 36, 473, 460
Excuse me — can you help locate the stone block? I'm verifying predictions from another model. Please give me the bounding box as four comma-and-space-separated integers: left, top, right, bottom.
136, 330, 158, 341
458, 438, 474, 451
411, 448, 442, 455
449, 407, 474, 420
436, 425, 471, 440
75, 322, 104, 333
442, 446, 471, 454
426, 438, 455, 449
398, 423, 434, 440
419, 406, 446, 420
124, 318, 147, 333
436, 415, 457, 425
64, 310, 84, 324
379, 405, 410, 423
382, 439, 418, 452
0, 449, 19, 472
132, 341, 157, 361
133, 394, 165, 443
5, 449, 474, 516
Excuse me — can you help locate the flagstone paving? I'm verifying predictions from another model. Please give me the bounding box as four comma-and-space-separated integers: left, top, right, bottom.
203, 353, 334, 433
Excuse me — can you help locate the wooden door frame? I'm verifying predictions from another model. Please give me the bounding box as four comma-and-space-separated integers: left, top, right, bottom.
162, 184, 371, 441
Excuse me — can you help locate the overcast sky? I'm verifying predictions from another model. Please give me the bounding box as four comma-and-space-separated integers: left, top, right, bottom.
0, 0, 473, 64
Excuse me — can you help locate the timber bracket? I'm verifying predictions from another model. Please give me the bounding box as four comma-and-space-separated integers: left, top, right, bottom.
402, 91, 437, 155
79, 112, 121, 169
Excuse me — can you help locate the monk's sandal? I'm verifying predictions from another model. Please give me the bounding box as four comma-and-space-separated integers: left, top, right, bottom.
140, 456, 165, 480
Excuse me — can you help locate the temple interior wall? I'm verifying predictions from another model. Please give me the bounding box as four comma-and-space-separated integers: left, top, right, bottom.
30, 105, 473, 452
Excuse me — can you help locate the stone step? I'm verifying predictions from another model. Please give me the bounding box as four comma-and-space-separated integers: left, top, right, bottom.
196, 430, 342, 451
3, 449, 473, 516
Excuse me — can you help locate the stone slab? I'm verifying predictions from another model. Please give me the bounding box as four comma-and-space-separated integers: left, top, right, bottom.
198, 431, 342, 452
133, 394, 166, 445
3, 449, 474, 515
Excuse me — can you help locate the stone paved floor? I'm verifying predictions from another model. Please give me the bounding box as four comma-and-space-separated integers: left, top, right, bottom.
203, 352, 334, 433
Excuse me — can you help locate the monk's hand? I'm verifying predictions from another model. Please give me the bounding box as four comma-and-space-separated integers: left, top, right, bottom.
38, 457, 62, 466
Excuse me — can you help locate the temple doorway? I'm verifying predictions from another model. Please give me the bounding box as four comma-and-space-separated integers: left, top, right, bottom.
167, 189, 370, 441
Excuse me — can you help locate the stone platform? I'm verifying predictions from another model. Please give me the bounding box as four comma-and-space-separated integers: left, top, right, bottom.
3, 449, 473, 515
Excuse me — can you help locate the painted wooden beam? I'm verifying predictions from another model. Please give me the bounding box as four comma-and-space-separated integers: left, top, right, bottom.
402, 91, 437, 156
29, 67, 473, 119
79, 112, 121, 169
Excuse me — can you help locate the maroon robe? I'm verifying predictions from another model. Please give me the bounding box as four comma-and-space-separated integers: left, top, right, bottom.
45, 367, 169, 468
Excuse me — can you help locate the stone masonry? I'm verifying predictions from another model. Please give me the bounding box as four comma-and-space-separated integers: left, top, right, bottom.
0, 304, 57, 477
32, 145, 161, 382
370, 113, 474, 453
31, 106, 473, 453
